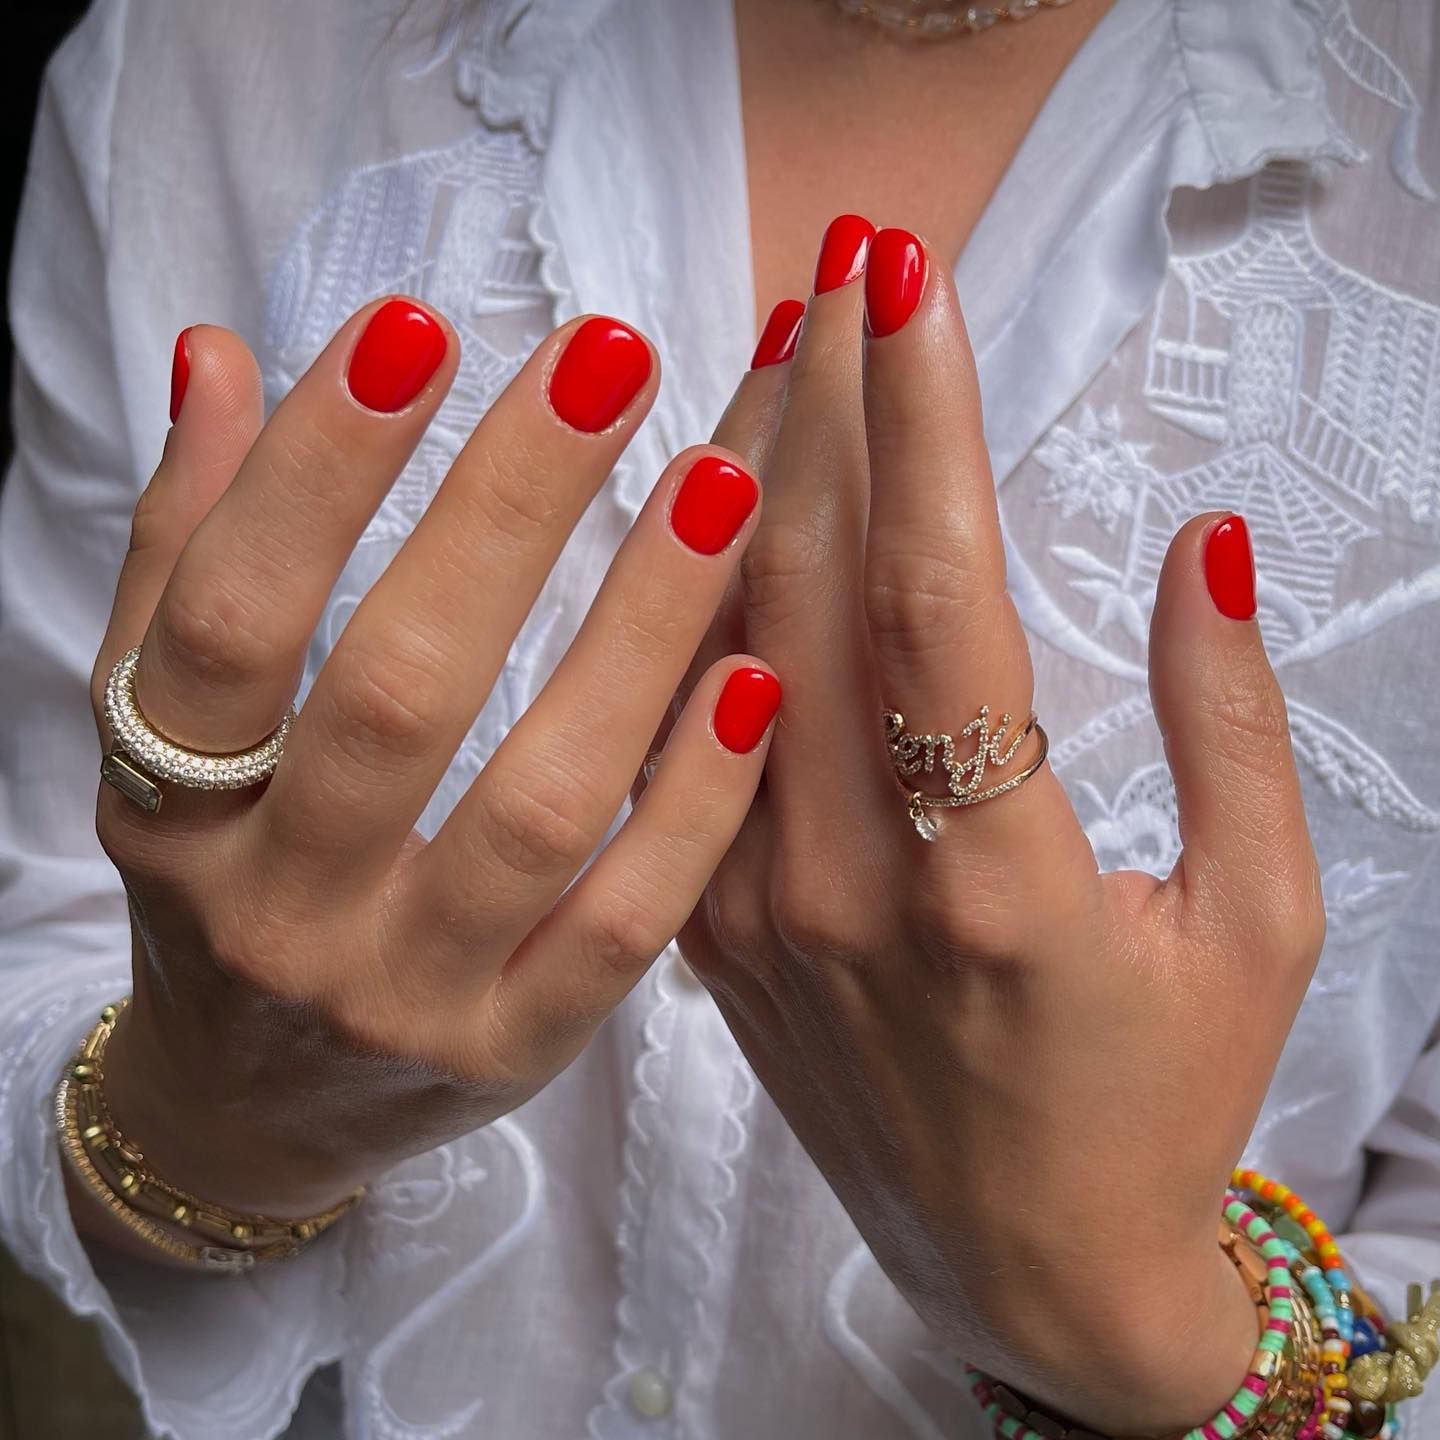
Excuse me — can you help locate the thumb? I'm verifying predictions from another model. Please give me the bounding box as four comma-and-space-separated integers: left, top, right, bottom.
91, 325, 263, 723
1148, 512, 1324, 956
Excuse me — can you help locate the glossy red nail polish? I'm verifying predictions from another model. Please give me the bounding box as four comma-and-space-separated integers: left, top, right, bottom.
548, 316, 652, 433
670, 456, 759, 555
714, 667, 782, 754
1204, 514, 1257, 620
864, 228, 928, 337
814, 214, 876, 295
169, 328, 192, 424
346, 299, 448, 413
751, 299, 806, 369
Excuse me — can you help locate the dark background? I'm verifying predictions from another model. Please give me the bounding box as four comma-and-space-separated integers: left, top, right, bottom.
4, 4, 94, 463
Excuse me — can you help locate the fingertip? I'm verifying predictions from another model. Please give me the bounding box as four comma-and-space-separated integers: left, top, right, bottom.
1152, 512, 1262, 649
169, 328, 192, 424
546, 313, 657, 434
344, 297, 455, 415
751, 298, 807, 369
711, 659, 782, 755
1202, 513, 1257, 622
814, 214, 876, 296
162, 325, 265, 468
864, 227, 929, 338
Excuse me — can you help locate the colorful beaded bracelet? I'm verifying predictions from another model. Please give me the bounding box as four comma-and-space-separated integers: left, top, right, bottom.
1232, 1170, 1408, 1439
965, 1169, 1427, 1440
1233, 1171, 1357, 1351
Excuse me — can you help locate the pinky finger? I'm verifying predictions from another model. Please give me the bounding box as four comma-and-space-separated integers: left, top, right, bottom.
501, 657, 781, 1040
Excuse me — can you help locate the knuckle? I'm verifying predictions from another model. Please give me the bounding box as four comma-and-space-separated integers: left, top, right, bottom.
583, 889, 667, 981
1266, 859, 1328, 968
1291, 901, 1328, 967
203, 921, 290, 995
156, 580, 284, 691
865, 547, 990, 654
259, 419, 352, 510
94, 793, 154, 874
127, 475, 175, 558
323, 646, 445, 762
908, 882, 1026, 966
479, 768, 598, 879
703, 870, 768, 965
771, 888, 868, 967
741, 521, 824, 626
89, 655, 111, 719
606, 589, 687, 671
786, 324, 850, 388
471, 441, 569, 549
488, 971, 593, 1068
1197, 660, 1291, 750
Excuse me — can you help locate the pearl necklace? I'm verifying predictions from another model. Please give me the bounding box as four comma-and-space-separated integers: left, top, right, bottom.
832, 0, 1077, 38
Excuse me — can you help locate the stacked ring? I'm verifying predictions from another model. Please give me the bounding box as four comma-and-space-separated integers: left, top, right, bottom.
100, 645, 295, 813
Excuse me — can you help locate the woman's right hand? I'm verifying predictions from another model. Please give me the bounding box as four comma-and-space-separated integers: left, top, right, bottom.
83, 298, 779, 1241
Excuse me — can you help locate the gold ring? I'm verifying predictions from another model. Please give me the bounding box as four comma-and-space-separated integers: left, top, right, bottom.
882, 704, 1049, 841
100, 645, 295, 814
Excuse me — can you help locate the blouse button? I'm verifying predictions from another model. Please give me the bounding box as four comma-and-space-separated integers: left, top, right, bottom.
628, 1366, 674, 1419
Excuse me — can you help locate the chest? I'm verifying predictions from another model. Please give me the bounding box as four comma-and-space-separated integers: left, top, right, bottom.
734, 0, 1115, 322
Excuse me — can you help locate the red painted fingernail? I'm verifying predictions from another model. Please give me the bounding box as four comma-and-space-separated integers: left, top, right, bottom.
713, 667, 782, 754
864, 228, 927, 337
814, 213, 876, 295
1204, 514, 1257, 620
548, 316, 652, 433
346, 299, 448, 413
751, 299, 806, 369
670, 455, 759, 555
169, 328, 192, 423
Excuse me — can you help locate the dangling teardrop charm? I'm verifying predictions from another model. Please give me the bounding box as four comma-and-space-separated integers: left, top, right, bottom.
909, 797, 939, 841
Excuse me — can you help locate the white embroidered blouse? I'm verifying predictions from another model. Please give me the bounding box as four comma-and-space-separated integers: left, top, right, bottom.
2, 2, 1438, 1437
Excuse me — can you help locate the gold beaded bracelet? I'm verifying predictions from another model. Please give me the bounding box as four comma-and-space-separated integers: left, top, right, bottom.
56, 999, 365, 1273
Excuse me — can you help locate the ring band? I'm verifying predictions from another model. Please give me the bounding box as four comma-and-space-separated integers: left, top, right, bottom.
883, 704, 1049, 841
100, 646, 295, 813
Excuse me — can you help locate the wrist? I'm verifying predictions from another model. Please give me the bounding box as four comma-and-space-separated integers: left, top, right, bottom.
999, 1237, 1259, 1438
103, 993, 370, 1218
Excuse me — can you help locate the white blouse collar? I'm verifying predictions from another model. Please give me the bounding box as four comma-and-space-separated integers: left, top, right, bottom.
463, 0, 1362, 515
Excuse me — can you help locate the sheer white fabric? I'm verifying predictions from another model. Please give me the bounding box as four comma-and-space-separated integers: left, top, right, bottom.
2, 1, 1438, 1437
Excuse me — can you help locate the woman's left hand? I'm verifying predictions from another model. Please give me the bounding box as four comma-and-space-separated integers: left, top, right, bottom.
638, 219, 1326, 1435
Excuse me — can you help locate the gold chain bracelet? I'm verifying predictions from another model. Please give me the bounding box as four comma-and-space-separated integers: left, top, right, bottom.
56, 999, 365, 1273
